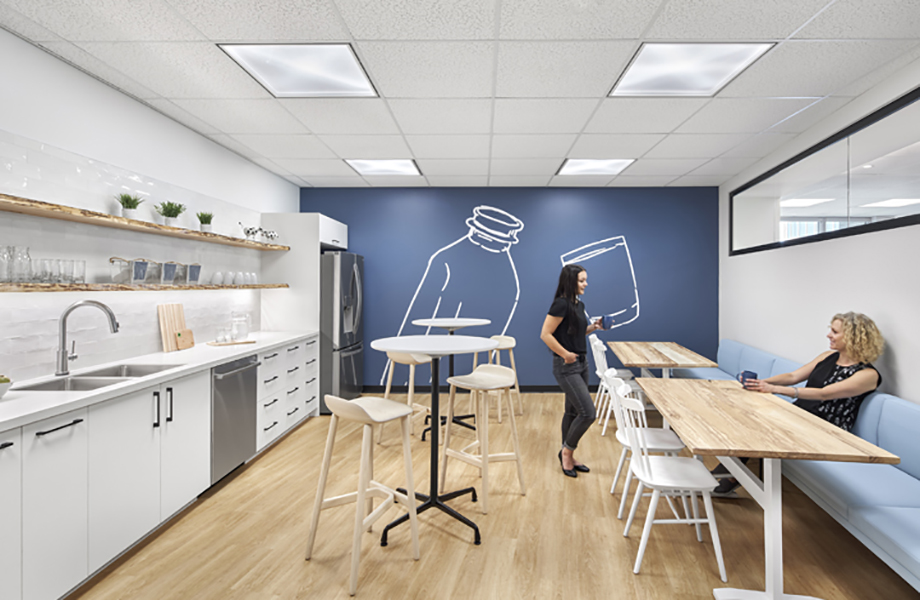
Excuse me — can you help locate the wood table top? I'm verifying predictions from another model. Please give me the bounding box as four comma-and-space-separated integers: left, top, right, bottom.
636, 378, 900, 464
607, 341, 717, 369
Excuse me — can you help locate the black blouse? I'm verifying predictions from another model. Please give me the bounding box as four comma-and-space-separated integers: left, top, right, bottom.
794, 352, 881, 432
548, 297, 587, 355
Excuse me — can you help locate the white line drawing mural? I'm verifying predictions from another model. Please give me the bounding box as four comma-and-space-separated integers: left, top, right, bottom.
561, 236, 640, 330
380, 205, 525, 384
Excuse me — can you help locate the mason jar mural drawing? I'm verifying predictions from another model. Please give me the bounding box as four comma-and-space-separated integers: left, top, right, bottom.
381, 205, 525, 383
561, 236, 640, 329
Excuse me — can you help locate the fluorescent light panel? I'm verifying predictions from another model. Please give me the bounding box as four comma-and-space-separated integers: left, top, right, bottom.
220, 44, 376, 98
559, 159, 634, 175
780, 198, 835, 208
612, 43, 773, 97
346, 159, 420, 176
861, 198, 920, 208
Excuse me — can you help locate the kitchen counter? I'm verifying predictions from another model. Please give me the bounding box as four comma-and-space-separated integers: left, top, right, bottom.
0, 330, 318, 432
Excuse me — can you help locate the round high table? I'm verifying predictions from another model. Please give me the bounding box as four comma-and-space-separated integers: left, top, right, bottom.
371, 334, 499, 546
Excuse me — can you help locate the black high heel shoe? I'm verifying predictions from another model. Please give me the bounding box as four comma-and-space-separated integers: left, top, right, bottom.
573, 463, 590, 473
558, 450, 577, 478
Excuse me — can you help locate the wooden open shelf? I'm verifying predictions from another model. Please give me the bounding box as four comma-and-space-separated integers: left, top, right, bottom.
0, 193, 290, 251
0, 283, 289, 293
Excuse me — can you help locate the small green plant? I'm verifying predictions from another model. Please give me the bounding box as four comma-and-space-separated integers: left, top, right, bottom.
155, 201, 186, 218
115, 193, 144, 209
196, 212, 214, 225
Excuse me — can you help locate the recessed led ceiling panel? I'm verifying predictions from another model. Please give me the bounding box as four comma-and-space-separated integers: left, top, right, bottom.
220, 44, 376, 98
861, 198, 920, 208
558, 159, 634, 175
779, 198, 835, 207
611, 43, 773, 97
346, 159, 421, 176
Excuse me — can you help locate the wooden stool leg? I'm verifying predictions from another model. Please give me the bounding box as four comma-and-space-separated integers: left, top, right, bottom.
349, 424, 373, 596
478, 390, 490, 514
439, 384, 457, 494
377, 360, 397, 444
400, 415, 420, 560
504, 387, 526, 496
366, 433, 374, 532
306, 414, 338, 560
407, 364, 416, 436
509, 349, 523, 415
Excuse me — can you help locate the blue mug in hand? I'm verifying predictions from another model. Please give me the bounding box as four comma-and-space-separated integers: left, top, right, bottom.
737, 370, 757, 385
601, 315, 615, 330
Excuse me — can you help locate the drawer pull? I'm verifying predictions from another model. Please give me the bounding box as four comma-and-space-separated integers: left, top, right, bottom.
264, 421, 278, 432
306, 340, 316, 346
166, 387, 174, 423
287, 387, 300, 395
287, 366, 299, 374
264, 375, 279, 384
287, 345, 300, 352
36, 418, 84, 437
153, 391, 161, 428
264, 352, 279, 360
0, 441, 13, 450
287, 407, 299, 416
263, 398, 279, 408
308, 395, 317, 402
306, 377, 317, 384
306, 359, 317, 365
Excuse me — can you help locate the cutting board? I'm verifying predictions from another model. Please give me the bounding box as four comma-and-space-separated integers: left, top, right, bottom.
176, 328, 195, 350
158, 304, 187, 352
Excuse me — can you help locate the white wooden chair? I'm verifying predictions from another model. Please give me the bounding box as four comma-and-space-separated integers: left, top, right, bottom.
377, 351, 431, 442
471, 335, 524, 422
588, 335, 639, 436
618, 387, 727, 582
306, 395, 420, 596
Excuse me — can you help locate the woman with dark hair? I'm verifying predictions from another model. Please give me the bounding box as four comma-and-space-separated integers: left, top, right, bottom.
540, 264, 605, 478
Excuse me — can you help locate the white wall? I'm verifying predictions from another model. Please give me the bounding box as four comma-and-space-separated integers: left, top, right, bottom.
720, 57, 920, 402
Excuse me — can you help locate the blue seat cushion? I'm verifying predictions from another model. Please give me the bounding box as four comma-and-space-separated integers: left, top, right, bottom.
770, 358, 800, 379
738, 345, 777, 382
849, 506, 920, 575
784, 460, 920, 518
852, 393, 885, 446
716, 339, 744, 376
877, 396, 920, 481
672, 367, 734, 380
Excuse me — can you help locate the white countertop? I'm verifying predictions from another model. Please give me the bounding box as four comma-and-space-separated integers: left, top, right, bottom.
0, 330, 318, 432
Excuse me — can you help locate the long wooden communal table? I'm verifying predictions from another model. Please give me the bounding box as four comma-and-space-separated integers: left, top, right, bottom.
636, 378, 899, 600
607, 341, 717, 378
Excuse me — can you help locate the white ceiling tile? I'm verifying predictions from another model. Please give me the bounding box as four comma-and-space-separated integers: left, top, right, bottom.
724, 132, 797, 158
283, 175, 309, 187
247, 156, 293, 176
280, 99, 399, 135
769, 97, 853, 133
273, 159, 355, 177
495, 41, 634, 97
490, 158, 562, 176
0, 4, 62, 42
688, 157, 759, 176
667, 175, 728, 186
493, 99, 599, 134
549, 175, 615, 187
318, 135, 411, 159
3, 0, 204, 41
167, 0, 348, 41
388, 99, 493, 134
499, 0, 662, 39
832, 45, 920, 98
302, 177, 369, 187
74, 42, 270, 99
608, 175, 678, 186
620, 158, 708, 176
356, 41, 494, 98
585, 98, 710, 134
229, 135, 337, 159
720, 41, 919, 99
643, 134, 752, 159
416, 159, 489, 176
40, 41, 160, 100
645, 0, 831, 40
145, 99, 220, 135
568, 134, 665, 158
364, 175, 428, 187
405, 135, 491, 159
172, 99, 309, 134
795, 0, 920, 39
425, 176, 489, 186
492, 134, 577, 158
335, 0, 495, 40
207, 134, 263, 160
675, 98, 816, 134
489, 175, 552, 186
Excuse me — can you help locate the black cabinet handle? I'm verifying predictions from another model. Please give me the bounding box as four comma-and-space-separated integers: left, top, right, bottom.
0, 441, 13, 450
264, 375, 279, 384
287, 345, 300, 352
308, 395, 317, 402
36, 418, 83, 437
166, 387, 174, 423
306, 377, 317, 384
287, 366, 299, 374
264, 421, 278, 432
306, 359, 317, 365
263, 398, 279, 408
264, 352, 278, 360
153, 391, 161, 428
306, 340, 316, 346
287, 407, 299, 416
287, 387, 300, 395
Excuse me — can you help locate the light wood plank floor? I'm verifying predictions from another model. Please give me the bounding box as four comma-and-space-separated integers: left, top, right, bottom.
71, 393, 918, 600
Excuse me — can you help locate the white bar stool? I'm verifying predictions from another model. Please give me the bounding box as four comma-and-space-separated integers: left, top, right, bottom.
306, 394, 420, 596
439, 364, 526, 514
378, 351, 432, 442
472, 335, 524, 422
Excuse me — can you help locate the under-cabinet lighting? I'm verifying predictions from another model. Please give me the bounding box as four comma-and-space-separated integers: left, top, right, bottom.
220, 44, 376, 98
611, 43, 773, 97
860, 198, 920, 208
346, 159, 421, 176
780, 198, 835, 208
558, 159, 634, 175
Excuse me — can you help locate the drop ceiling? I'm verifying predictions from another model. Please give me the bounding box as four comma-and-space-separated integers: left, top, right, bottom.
1, 0, 919, 188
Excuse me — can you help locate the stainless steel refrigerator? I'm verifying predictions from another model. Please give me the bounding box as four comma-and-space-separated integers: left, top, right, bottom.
320, 251, 364, 412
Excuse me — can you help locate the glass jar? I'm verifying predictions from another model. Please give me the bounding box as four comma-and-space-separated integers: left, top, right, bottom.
230, 311, 251, 341
0, 246, 12, 283
11, 246, 31, 283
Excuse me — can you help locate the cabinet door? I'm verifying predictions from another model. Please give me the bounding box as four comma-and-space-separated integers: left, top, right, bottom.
319, 215, 347, 249
87, 386, 161, 573
22, 408, 88, 600
160, 373, 211, 519
0, 428, 22, 600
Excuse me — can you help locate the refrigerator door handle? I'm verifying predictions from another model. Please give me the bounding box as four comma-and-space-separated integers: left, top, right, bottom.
353, 261, 363, 335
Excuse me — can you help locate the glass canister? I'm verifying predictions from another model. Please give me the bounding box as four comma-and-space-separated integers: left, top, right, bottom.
230, 311, 251, 341
11, 246, 32, 283
0, 246, 11, 283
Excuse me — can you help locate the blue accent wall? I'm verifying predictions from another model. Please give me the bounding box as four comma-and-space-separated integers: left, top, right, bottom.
301, 187, 719, 388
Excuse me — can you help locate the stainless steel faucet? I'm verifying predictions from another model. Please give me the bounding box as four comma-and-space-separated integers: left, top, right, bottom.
56, 300, 120, 376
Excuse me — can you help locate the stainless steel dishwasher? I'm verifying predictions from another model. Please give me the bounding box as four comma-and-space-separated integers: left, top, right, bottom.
211, 354, 260, 484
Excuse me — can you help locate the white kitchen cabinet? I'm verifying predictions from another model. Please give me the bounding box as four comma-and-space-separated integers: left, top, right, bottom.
22, 408, 88, 600
159, 373, 211, 520
319, 214, 348, 249
0, 427, 22, 600
257, 393, 283, 450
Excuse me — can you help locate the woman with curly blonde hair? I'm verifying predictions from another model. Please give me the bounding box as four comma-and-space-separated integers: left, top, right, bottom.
713, 312, 884, 496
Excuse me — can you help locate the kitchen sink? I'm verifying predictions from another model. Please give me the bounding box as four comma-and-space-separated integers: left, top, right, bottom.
14, 377, 134, 392
74, 364, 182, 378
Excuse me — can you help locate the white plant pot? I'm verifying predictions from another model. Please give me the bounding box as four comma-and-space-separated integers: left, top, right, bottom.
200, 223, 213, 233
121, 207, 138, 220
164, 217, 178, 228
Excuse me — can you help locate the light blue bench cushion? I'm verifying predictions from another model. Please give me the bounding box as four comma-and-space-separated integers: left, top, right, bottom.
739, 345, 777, 382
769, 358, 802, 402
671, 367, 734, 380
853, 393, 886, 446
784, 460, 920, 518
878, 396, 920, 480
849, 506, 920, 576
716, 339, 744, 376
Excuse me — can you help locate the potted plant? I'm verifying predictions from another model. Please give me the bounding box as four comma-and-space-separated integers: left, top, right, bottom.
197, 212, 214, 233
155, 201, 186, 227
115, 193, 144, 219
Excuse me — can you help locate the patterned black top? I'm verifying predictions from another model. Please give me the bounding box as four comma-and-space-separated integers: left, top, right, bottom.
794, 352, 881, 432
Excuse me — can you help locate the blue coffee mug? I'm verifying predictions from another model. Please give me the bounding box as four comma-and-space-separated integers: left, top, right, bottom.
738, 370, 757, 384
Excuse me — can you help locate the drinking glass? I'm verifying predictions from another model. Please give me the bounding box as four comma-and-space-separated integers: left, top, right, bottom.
0, 246, 12, 283
11, 246, 31, 283
40, 259, 58, 283
59, 259, 75, 284
73, 260, 86, 284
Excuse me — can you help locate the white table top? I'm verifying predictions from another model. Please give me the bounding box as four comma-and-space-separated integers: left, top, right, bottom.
412, 318, 491, 331
371, 335, 498, 358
